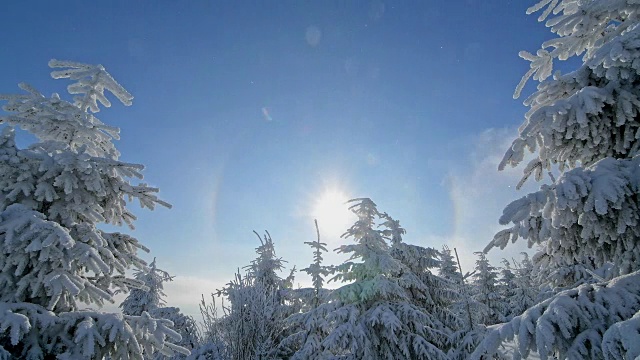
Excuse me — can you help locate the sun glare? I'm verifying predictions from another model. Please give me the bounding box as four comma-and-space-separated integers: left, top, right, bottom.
312, 189, 353, 241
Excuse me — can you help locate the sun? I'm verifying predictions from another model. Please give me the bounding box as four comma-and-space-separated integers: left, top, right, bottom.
312, 189, 353, 241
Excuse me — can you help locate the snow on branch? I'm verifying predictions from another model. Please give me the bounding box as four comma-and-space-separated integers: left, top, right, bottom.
470, 270, 640, 360
488, 156, 640, 278
49, 59, 133, 113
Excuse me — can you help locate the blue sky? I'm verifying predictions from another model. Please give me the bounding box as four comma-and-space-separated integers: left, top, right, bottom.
1, 1, 553, 316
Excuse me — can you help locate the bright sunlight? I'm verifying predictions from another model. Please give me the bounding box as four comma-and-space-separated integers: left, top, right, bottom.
311, 189, 354, 241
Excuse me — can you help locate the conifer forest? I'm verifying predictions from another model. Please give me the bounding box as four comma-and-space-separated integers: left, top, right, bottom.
1, 0, 639, 359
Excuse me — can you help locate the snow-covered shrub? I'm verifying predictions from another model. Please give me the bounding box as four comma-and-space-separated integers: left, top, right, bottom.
210, 231, 295, 360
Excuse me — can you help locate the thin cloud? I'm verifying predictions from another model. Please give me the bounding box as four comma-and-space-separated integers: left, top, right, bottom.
445, 127, 540, 271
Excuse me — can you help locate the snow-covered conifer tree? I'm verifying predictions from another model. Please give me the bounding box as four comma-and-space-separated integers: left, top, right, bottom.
318, 198, 451, 359
436, 248, 504, 360
0, 60, 187, 359
121, 258, 172, 316
278, 221, 333, 360
149, 307, 199, 359
496, 260, 517, 322
216, 271, 282, 360
499, 254, 537, 322
244, 231, 287, 292
473, 1, 640, 358
437, 246, 476, 331
301, 219, 329, 308
470, 252, 501, 326
216, 231, 294, 360
380, 212, 461, 348
379, 211, 406, 246
438, 245, 462, 283
120, 259, 197, 359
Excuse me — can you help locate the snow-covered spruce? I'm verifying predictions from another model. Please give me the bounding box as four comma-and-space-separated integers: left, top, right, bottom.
470, 252, 502, 326
381, 212, 462, 350
213, 231, 296, 360
438, 245, 462, 284
496, 260, 517, 322
149, 307, 199, 359
498, 254, 537, 322
479, 0, 640, 358
121, 259, 199, 359
471, 271, 640, 360
317, 198, 452, 359
491, 156, 640, 285
301, 219, 330, 308
0, 60, 187, 359
434, 246, 490, 360
121, 258, 173, 317
277, 220, 334, 360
